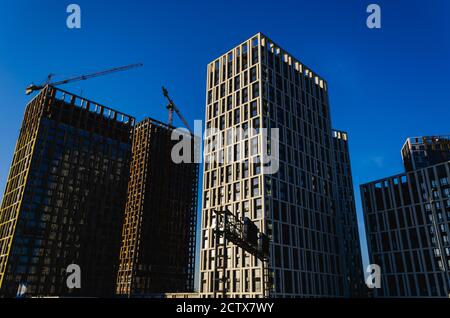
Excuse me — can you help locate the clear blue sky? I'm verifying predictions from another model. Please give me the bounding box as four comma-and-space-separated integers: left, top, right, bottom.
0, 0, 449, 278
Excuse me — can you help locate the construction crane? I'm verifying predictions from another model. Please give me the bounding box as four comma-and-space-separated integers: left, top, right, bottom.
162, 86, 192, 133
25, 63, 143, 95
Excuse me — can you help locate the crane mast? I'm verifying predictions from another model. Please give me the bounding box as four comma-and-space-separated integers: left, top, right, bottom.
162, 86, 192, 133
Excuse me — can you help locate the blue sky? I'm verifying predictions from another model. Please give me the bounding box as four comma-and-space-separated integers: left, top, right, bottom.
0, 0, 449, 278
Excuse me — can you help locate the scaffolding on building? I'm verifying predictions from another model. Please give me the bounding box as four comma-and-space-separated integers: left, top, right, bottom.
212, 209, 273, 298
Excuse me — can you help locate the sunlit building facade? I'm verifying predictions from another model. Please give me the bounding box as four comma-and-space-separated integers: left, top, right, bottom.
199, 33, 363, 297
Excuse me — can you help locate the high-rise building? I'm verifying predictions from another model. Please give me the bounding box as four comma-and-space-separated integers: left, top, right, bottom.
116, 118, 198, 296
332, 130, 364, 297
402, 136, 450, 172
199, 33, 363, 297
361, 136, 450, 297
0, 86, 134, 297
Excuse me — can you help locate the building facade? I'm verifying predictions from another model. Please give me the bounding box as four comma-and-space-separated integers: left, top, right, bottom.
116, 118, 198, 296
402, 136, 450, 172
332, 130, 364, 297
0, 86, 134, 297
199, 33, 363, 297
362, 137, 450, 297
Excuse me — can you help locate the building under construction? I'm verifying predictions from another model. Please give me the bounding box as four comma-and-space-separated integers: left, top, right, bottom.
0, 86, 134, 297
0, 60, 200, 297
116, 118, 199, 296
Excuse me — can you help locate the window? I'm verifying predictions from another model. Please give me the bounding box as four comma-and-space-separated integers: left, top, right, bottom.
242, 44, 248, 69
252, 83, 259, 98
254, 198, 262, 219
243, 200, 250, 218
251, 137, 259, 156
242, 88, 248, 103
443, 188, 450, 198
250, 67, 257, 82
207, 90, 212, 104
251, 38, 259, 65
234, 182, 241, 201
234, 144, 241, 161
252, 177, 259, 196
227, 95, 233, 110
250, 101, 258, 117
213, 103, 218, 117
254, 163, 261, 175
234, 76, 240, 91
227, 53, 233, 78
226, 165, 232, 183
234, 108, 240, 125
253, 118, 260, 133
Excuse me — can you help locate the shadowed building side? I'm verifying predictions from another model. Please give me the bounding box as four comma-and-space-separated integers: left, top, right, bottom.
362, 135, 450, 297
116, 118, 198, 296
402, 136, 450, 172
332, 130, 365, 297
